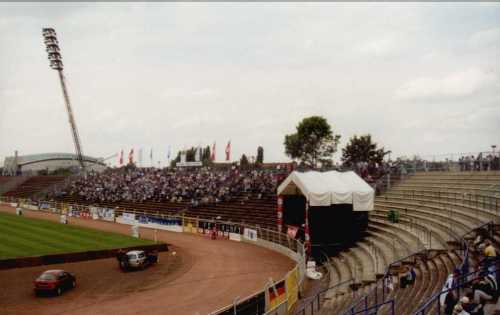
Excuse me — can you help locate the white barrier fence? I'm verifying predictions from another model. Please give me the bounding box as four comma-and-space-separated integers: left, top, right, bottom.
0, 196, 306, 314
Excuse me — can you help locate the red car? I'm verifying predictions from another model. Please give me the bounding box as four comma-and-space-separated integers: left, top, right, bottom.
34, 270, 76, 296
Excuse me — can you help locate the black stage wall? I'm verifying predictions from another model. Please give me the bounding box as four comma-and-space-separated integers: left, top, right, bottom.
282, 195, 368, 257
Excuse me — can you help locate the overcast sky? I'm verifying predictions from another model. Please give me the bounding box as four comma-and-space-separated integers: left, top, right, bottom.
1, 3, 499, 167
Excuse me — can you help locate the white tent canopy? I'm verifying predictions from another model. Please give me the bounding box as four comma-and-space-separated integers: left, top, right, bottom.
277, 171, 374, 211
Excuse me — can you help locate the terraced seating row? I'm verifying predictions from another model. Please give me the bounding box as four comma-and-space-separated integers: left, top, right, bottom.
56, 195, 188, 216
322, 171, 500, 315
3, 176, 66, 198
55, 192, 279, 230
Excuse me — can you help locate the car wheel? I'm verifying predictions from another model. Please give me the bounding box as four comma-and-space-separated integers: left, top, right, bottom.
56, 287, 62, 296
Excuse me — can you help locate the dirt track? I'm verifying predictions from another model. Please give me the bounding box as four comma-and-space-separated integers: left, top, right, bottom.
0, 206, 294, 315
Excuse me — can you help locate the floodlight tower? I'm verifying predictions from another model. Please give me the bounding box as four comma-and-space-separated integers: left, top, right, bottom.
42, 28, 85, 170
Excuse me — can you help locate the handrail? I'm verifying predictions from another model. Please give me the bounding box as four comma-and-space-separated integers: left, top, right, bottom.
350, 299, 395, 315
413, 259, 499, 315
412, 220, 495, 314
1, 196, 306, 315
341, 248, 428, 315
292, 278, 355, 315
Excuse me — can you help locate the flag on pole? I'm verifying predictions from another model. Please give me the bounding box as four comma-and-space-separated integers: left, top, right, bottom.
225, 141, 231, 161
211, 142, 216, 161
119, 150, 123, 166
129, 148, 134, 164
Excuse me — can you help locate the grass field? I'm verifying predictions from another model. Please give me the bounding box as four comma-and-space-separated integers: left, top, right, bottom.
0, 212, 155, 259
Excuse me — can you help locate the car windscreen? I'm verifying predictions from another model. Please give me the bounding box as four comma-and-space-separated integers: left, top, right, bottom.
138, 253, 145, 258
127, 254, 136, 259
39, 273, 57, 281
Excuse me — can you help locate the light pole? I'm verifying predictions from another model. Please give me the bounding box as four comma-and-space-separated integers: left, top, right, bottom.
42, 28, 85, 171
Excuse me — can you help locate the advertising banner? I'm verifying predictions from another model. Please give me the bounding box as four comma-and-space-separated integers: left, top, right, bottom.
244, 228, 258, 242
285, 267, 299, 310
122, 212, 136, 224
229, 233, 241, 242
39, 202, 50, 210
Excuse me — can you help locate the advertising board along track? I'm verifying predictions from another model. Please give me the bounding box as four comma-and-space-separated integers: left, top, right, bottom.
0, 197, 306, 315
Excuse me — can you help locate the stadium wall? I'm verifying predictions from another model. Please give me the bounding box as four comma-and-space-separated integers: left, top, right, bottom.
0, 243, 168, 270
1, 197, 306, 315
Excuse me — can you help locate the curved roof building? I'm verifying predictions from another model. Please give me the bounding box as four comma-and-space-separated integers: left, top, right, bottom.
2, 152, 106, 175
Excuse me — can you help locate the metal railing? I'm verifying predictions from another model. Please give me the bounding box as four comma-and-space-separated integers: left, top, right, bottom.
340, 249, 428, 315
0, 196, 306, 315
292, 278, 355, 315
413, 259, 499, 315
382, 189, 499, 224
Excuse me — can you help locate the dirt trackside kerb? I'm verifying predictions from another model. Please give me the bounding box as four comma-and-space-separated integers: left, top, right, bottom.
0, 243, 168, 270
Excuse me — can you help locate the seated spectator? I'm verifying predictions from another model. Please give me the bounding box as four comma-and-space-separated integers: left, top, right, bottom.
452, 303, 470, 315
399, 266, 415, 288
472, 272, 498, 305
463, 292, 484, 315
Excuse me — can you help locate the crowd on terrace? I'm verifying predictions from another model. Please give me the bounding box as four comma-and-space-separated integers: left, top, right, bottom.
459, 154, 500, 172
442, 229, 499, 315
49, 166, 286, 205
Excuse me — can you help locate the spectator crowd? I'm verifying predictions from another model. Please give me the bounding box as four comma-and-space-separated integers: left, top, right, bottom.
459, 154, 500, 172
49, 166, 285, 206
441, 227, 499, 315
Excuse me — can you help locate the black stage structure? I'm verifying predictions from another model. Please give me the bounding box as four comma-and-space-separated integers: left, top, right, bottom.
277, 171, 374, 259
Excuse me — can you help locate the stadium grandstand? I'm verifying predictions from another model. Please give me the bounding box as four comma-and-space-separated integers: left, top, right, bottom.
1, 156, 500, 314
1, 4, 499, 315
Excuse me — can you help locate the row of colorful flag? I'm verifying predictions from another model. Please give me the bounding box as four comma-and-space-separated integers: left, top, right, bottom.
117, 141, 232, 166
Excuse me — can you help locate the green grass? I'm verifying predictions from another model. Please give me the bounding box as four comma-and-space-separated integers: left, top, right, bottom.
0, 212, 155, 259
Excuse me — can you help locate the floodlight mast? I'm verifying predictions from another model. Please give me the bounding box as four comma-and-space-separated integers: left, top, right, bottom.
42, 28, 85, 171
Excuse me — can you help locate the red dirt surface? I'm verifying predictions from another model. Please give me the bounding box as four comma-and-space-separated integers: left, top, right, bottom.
0, 205, 295, 315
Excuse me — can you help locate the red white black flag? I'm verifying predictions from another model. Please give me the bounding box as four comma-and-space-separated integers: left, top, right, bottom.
225, 141, 231, 161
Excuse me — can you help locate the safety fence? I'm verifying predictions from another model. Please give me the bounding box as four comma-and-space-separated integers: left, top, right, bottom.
291, 278, 354, 315
413, 259, 499, 314
412, 221, 496, 315
381, 189, 500, 223
0, 196, 306, 315
0, 243, 168, 270
338, 220, 496, 315
340, 249, 428, 315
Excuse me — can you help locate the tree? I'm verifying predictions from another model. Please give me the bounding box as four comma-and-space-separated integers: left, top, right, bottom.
284, 116, 341, 168
240, 154, 249, 168
170, 151, 181, 168
256, 146, 264, 165
202, 146, 211, 162
341, 134, 390, 167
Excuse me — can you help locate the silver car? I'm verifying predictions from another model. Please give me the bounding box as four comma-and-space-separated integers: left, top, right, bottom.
126, 250, 146, 268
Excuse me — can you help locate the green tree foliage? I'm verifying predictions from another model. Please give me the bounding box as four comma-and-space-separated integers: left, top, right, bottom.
170, 151, 181, 168
341, 134, 390, 167
284, 116, 341, 168
202, 146, 211, 162
256, 146, 264, 165
240, 154, 249, 168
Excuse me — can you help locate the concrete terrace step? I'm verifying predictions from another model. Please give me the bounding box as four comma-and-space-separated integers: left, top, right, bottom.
376, 194, 489, 226
374, 201, 471, 238
381, 193, 498, 220
370, 213, 447, 250
368, 220, 423, 254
